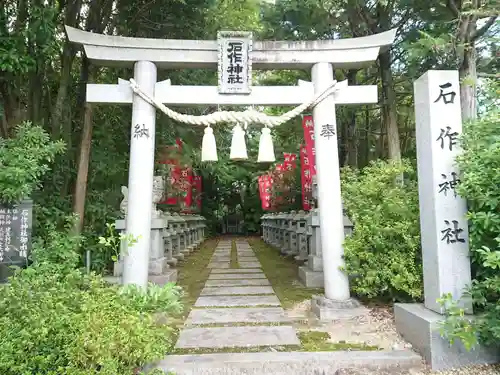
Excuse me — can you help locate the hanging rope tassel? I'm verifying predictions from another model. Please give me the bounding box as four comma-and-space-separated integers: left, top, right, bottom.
201, 126, 218, 162
257, 127, 275, 163
230, 123, 248, 160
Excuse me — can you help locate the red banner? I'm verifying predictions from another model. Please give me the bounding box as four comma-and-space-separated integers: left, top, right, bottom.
159, 138, 185, 205
180, 168, 193, 211
193, 175, 202, 210
302, 115, 316, 177
283, 152, 297, 171
300, 145, 313, 211
258, 175, 272, 210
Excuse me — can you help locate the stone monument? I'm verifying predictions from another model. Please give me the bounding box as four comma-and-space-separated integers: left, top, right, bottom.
394, 70, 499, 370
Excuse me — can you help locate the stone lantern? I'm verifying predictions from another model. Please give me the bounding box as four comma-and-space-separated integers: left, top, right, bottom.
294, 210, 309, 261
199, 215, 207, 240
176, 213, 188, 254
270, 212, 280, 248
260, 213, 269, 242
168, 213, 184, 259
161, 211, 177, 266
343, 213, 354, 237
277, 212, 288, 253
298, 208, 323, 287
285, 210, 298, 256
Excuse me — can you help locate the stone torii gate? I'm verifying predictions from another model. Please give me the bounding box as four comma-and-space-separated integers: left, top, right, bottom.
65, 26, 395, 306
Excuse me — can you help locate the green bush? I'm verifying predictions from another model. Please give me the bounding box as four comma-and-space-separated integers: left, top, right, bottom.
0, 218, 182, 375
341, 159, 423, 301
440, 98, 500, 350
0, 121, 65, 205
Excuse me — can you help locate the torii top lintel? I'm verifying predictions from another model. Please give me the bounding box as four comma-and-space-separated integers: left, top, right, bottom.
65, 26, 396, 70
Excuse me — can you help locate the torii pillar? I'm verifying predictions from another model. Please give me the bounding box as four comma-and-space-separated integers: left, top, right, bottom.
65, 26, 396, 298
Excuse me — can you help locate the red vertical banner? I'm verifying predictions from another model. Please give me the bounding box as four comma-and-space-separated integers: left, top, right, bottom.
300, 145, 313, 211
159, 142, 181, 205
302, 115, 316, 177
283, 152, 297, 171
179, 168, 193, 212
262, 175, 272, 210
193, 175, 202, 210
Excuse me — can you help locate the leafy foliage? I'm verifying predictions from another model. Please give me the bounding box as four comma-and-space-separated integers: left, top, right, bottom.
0, 217, 182, 375
341, 160, 423, 301
440, 83, 500, 350
0, 122, 65, 205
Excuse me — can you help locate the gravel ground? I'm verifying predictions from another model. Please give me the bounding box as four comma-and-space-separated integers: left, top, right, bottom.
288, 300, 500, 375
336, 364, 500, 374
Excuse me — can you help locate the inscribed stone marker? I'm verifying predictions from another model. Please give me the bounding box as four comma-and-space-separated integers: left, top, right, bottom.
414, 70, 472, 314
0, 200, 33, 282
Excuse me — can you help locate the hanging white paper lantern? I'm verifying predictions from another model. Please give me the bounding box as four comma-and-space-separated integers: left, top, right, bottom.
230, 123, 248, 160
201, 126, 218, 162
257, 126, 275, 163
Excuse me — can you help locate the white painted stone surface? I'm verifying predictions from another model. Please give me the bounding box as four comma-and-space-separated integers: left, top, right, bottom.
414, 70, 472, 314
86, 81, 378, 106
65, 26, 396, 70
311, 62, 350, 301
122, 61, 157, 287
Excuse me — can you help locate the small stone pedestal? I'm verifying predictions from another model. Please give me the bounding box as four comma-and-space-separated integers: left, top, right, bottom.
311, 295, 368, 321
298, 209, 324, 287
114, 218, 177, 285
394, 304, 499, 370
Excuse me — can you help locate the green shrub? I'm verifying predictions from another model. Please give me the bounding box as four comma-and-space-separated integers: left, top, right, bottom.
0, 121, 65, 205
440, 99, 500, 350
341, 159, 423, 301
0, 218, 182, 375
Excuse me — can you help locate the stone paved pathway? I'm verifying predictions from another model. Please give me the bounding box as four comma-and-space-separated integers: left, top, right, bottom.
175, 239, 301, 350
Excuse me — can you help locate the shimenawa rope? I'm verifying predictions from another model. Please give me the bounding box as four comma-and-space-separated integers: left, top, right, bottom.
129, 79, 340, 128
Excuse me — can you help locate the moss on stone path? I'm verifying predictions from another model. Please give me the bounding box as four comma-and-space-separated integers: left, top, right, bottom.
248, 237, 323, 310
176, 238, 217, 315
170, 237, 381, 355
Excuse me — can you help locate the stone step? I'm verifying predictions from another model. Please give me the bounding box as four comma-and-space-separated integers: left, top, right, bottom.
195, 295, 281, 307
175, 325, 300, 349
237, 257, 259, 262
211, 268, 262, 274
201, 286, 274, 296
208, 273, 267, 280
205, 279, 270, 287
207, 262, 230, 269
187, 307, 290, 325
152, 350, 423, 375
239, 261, 262, 268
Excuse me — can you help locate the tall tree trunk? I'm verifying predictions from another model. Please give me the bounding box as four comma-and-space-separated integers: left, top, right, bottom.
73, 101, 94, 233
459, 44, 477, 121
379, 50, 401, 162
51, 43, 75, 140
